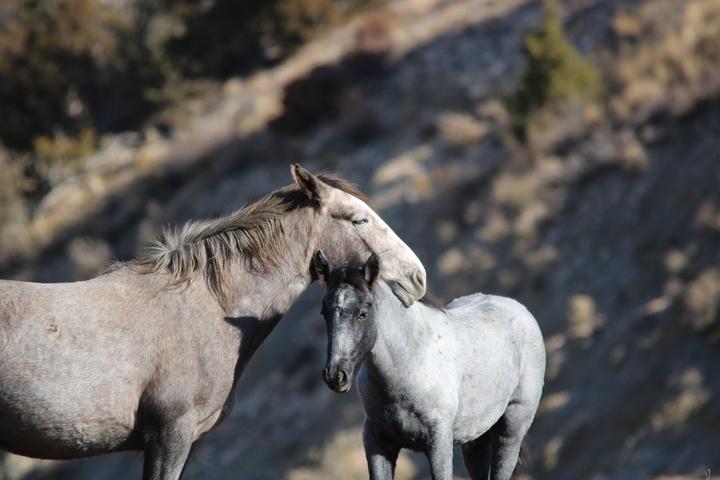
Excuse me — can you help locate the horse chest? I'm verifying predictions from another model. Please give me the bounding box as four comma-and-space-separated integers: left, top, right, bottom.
364, 396, 432, 450
357, 370, 441, 451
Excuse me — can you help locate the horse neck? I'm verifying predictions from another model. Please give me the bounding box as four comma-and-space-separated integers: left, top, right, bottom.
116, 206, 317, 324
365, 283, 431, 379
223, 206, 317, 321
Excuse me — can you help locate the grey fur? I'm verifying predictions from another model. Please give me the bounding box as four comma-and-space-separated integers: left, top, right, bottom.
317, 254, 545, 480
0, 165, 426, 480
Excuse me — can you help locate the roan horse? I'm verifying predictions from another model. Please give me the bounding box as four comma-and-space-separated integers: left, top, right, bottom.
314, 251, 545, 480
0, 165, 426, 480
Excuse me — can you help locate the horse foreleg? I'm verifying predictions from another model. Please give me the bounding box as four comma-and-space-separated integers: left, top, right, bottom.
142, 416, 194, 480
363, 420, 400, 480
425, 426, 454, 480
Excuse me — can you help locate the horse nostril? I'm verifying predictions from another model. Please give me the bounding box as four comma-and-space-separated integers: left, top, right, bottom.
414, 269, 425, 289
337, 369, 348, 386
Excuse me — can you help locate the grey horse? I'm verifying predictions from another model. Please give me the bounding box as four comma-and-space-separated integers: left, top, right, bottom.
314, 251, 545, 480
0, 165, 426, 480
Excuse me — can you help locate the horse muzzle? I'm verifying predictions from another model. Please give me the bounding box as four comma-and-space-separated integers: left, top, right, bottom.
322, 364, 352, 393
387, 267, 426, 307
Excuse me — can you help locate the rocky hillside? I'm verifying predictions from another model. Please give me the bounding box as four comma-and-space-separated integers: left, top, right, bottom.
2, 0, 720, 478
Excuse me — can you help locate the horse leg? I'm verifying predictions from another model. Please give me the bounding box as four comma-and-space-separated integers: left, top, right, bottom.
142, 416, 194, 480
425, 426, 454, 480
363, 420, 400, 480
461, 434, 493, 480
489, 404, 534, 480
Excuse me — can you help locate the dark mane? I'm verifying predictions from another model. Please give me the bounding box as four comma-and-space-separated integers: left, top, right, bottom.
327, 265, 373, 294
418, 294, 445, 311
130, 173, 365, 305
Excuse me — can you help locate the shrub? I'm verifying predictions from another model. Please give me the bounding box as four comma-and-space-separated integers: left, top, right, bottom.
684, 268, 720, 331
508, 1, 603, 140
33, 128, 97, 185
270, 0, 381, 54
609, 0, 720, 123
161, 0, 380, 78
158, 0, 274, 78
0, 150, 31, 227
270, 0, 340, 52
0, 0, 382, 150
0, 0, 164, 149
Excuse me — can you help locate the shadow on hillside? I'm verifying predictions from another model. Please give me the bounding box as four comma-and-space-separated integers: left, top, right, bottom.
6, 0, 720, 478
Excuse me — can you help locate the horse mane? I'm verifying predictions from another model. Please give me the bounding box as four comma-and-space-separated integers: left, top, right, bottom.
418, 294, 445, 311
130, 174, 366, 306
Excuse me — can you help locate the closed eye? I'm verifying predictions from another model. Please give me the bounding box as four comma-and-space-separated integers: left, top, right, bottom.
352, 218, 369, 225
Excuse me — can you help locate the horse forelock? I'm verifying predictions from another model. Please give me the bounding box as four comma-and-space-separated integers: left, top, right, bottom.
129, 175, 367, 307
316, 173, 368, 202
327, 266, 372, 296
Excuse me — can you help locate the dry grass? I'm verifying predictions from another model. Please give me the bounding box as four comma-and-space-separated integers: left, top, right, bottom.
683, 267, 720, 331
371, 145, 434, 209
539, 390, 570, 414
475, 211, 511, 243
610, 0, 720, 123
436, 112, 488, 144
437, 247, 466, 276
614, 128, 649, 172
0, 454, 55, 480
664, 248, 691, 275
542, 435, 564, 471
567, 294, 603, 340
33, 128, 97, 185
286, 426, 417, 480
67, 237, 112, 279
524, 102, 602, 154
435, 219, 458, 243
513, 201, 551, 241
522, 244, 558, 275
491, 172, 540, 210
696, 199, 720, 233
544, 333, 567, 381
650, 369, 710, 431
0, 150, 31, 226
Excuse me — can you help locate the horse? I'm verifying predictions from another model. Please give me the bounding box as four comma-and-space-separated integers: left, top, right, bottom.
313, 251, 545, 480
0, 164, 426, 480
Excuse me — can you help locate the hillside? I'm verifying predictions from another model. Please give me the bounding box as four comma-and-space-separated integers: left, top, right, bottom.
2, 0, 720, 478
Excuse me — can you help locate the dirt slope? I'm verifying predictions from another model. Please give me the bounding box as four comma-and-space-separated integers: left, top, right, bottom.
2, 0, 720, 479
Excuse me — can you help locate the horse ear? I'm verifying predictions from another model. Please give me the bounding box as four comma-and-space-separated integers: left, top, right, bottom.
312, 249, 330, 282
291, 164, 329, 203
364, 253, 380, 286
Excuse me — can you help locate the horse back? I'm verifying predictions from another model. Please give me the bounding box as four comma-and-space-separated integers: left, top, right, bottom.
444, 292, 545, 394
446, 293, 543, 347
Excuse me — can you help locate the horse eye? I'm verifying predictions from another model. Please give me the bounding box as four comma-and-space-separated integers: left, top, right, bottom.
352, 218, 369, 225
357, 311, 367, 320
